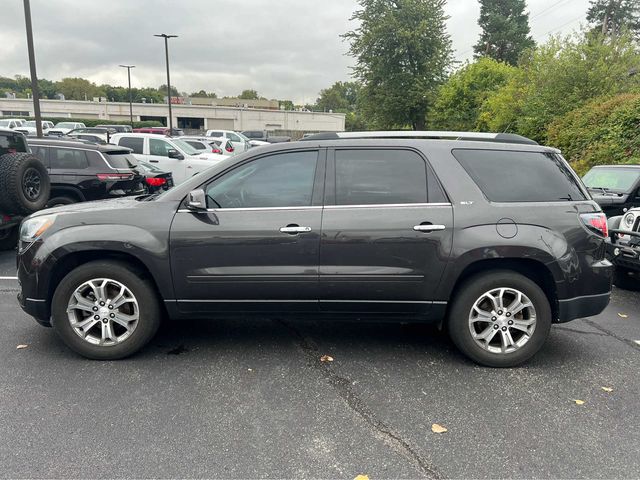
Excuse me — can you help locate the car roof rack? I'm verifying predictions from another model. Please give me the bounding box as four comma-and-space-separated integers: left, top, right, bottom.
300, 131, 538, 146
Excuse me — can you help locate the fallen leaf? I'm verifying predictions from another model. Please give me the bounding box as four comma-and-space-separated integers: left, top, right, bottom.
431, 423, 448, 433
601, 387, 613, 392
16, 344, 28, 350
247, 368, 253, 372
574, 399, 585, 405
618, 313, 628, 318
635, 340, 640, 346
353, 475, 369, 480
320, 355, 334, 363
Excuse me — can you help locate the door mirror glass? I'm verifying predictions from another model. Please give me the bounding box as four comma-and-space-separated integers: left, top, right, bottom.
187, 189, 207, 210
168, 149, 184, 160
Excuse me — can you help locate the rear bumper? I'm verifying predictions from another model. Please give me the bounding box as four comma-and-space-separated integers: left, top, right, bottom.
557, 292, 611, 323
607, 231, 640, 273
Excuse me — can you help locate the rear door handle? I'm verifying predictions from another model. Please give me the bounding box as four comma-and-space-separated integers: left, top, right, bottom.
413, 224, 446, 232
280, 225, 312, 234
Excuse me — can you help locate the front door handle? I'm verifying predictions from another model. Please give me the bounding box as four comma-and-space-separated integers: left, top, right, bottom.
280, 225, 312, 234
413, 224, 446, 232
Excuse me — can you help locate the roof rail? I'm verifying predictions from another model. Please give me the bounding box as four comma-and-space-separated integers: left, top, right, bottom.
300, 131, 538, 146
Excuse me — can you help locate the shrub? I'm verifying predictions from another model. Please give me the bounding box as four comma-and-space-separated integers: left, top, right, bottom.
547, 93, 640, 175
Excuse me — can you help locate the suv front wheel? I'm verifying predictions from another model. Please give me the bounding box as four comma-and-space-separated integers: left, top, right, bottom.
51, 261, 161, 360
448, 271, 552, 367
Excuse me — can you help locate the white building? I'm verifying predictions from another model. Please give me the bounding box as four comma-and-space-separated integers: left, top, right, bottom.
0, 98, 345, 134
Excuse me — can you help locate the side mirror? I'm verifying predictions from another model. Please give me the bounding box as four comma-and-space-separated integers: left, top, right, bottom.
187, 189, 207, 210
168, 149, 184, 160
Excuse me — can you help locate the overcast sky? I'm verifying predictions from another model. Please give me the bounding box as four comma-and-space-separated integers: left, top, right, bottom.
0, 0, 590, 103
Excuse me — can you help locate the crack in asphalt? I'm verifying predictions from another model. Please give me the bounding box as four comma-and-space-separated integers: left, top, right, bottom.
580, 318, 640, 352
278, 320, 441, 480
554, 326, 608, 337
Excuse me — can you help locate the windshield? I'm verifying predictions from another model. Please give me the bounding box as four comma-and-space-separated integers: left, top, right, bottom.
55, 122, 76, 129
105, 151, 138, 169
236, 132, 250, 142
582, 168, 640, 193
173, 139, 200, 156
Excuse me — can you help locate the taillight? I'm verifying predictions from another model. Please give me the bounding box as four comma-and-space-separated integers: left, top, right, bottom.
212, 147, 222, 154
96, 173, 134, 181
225, 144, 234, 153
580, 213, 608, 237
145, 177, 167, 187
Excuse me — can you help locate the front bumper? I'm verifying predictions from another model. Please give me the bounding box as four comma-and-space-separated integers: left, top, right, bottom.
607, 229, 640, 273
17, 292, 51, 326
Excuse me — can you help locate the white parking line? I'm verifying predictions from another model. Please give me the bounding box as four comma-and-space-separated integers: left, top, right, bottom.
0, 276, 18, 280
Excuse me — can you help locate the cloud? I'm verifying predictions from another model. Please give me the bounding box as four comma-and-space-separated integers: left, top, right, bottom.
0, 0, 590, 104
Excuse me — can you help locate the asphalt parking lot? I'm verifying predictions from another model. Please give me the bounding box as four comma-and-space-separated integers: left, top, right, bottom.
0, 250, 639, 479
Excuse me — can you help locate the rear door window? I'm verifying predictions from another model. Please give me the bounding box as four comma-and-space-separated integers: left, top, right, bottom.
104, 152, 138, 169
0, 133, 28, 155
334, 149, 428, 205
452, 149, 586, 202
117, 137, 144, 154
50, 148, 89, 170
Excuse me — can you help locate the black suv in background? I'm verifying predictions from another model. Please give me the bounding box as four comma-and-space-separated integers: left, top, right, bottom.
582, 165, 640, 217
28, 138, 145, 207
17, 132, 613, 367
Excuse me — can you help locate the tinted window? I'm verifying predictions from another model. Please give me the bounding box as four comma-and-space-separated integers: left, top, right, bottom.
149, 138, 173, 157
185, 140, 206, 150
0, 133, 28, 155
50, 148, 89, 169
118, 137, 144, 154
453, 149, 586, 202
335, 150, 427, 205
208, 131, 223, 137
105, 152, 138, 169
206, 151, 318, 208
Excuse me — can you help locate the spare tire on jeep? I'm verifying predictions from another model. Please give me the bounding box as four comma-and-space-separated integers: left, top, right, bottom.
0, 153, 50, 215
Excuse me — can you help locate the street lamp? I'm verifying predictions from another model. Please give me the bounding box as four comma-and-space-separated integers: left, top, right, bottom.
119, 64, 135, 127
22, 0, 43, 138
154, 33, 178, 134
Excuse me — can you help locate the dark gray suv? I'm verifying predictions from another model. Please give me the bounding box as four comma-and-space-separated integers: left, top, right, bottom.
17, 131, 613, 366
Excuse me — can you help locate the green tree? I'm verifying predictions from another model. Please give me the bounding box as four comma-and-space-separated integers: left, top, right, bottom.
480, 32, 640, 142
55, 77, 104, 100
277, 99, 295, 110
190, 90, 217, 98
473, 0, 534, 66
587, 0, 640, 37
430, 58, 516, 130
238, 89, 260, 100
344, 0, 453, 130
316, 81, 360, 112
158, 84, 180, 98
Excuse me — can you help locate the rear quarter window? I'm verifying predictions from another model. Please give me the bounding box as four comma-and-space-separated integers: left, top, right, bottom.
452, 149, 586, 202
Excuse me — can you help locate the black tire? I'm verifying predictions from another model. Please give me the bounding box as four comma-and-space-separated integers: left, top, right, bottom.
0, 226, 18, 251
613, 267, 640, 292
447, 270, 552, 368
0, 153, 50, 215
51, 261, 161, 360
46, 196, 77, 208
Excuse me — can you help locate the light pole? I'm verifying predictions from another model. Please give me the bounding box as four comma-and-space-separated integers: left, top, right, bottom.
22, 0, 43, 138
154, 34, 178, 134
119, 64, 135, 127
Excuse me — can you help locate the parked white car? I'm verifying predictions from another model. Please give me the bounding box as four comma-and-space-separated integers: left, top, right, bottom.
14, 120, 55, 136
0, 119, 22, 129
181, 136, 236, 156
204, 129, 249, 153
110, 133, 226, 184
48, 122, 86, 136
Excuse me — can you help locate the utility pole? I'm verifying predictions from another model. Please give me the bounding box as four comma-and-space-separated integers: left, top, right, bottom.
154, 34, 178, 134
119, 64, 135, 127
22, 0, 43, 138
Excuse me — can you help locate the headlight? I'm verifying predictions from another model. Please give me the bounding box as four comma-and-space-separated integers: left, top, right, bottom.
623, 213, 636, 230
20, 215, 56, 244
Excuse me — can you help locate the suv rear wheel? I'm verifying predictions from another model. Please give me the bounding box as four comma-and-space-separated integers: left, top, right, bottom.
0, 153, 51, 214
448, 270, 552, 367
51, 261, 161, 360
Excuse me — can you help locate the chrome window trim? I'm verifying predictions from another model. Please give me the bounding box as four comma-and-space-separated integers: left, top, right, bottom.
325, 202, 452, 209
177, 206, 323, 213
